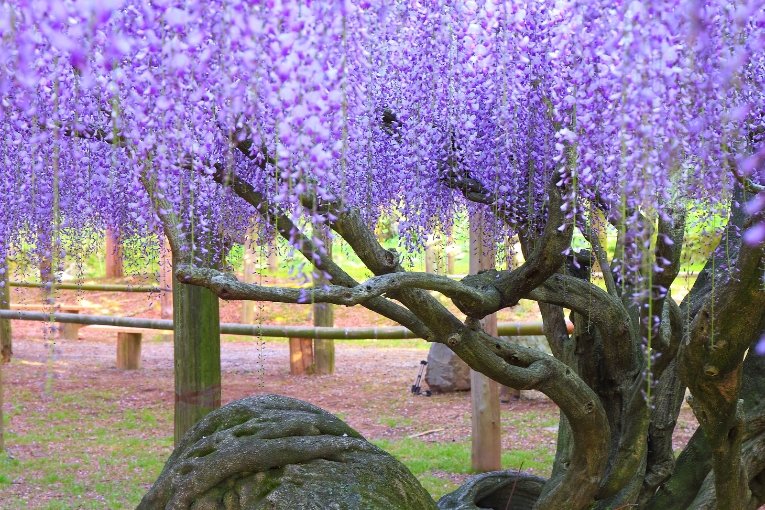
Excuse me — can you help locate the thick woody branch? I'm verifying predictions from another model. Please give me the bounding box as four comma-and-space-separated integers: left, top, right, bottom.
678, 209, 764, 509
447, 328, 610, 509
140, 167, 184, 258
577, 211, 618, 297
528, 273, 635, 371
214, 165, 432, 339
729, 155, 765, 193
329, 205, 610, 507
175, 264, 494, 312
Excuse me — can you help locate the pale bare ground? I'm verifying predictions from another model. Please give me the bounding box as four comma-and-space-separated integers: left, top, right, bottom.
0, 285, 699, 508
1, 327, 699, 508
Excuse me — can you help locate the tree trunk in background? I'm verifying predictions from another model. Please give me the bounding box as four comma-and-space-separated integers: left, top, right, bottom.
1, 258, 11, 363
0, 257, 6, 452
289, 338, 315, 375
39, 256, 52, 298
159, 238, 173, 342
104, 227, 124, 278
241, 229, 257, 325
469, 210, 501, 472
446, 230, 456, 275
425, 237, 445, 275
313, 230, 334, 375
425, 244, 437, 274
0, 347, 3, 453
172, 254, 221, 445
267, 241, 278, 273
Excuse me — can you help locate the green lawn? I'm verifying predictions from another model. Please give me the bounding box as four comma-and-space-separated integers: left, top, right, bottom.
1, 388, 554, 507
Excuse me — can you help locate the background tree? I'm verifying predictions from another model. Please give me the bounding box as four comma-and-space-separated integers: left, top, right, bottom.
1, 1, 764, 508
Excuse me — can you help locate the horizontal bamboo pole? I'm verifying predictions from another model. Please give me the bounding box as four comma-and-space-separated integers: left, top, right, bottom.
9, 281, 167, 293
0, 310, 569, 339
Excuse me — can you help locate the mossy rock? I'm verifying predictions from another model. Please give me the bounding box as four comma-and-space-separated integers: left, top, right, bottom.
138, 394, 437, 510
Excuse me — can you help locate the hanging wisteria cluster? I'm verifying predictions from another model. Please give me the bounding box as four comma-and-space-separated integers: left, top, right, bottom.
0, 0, 763, 273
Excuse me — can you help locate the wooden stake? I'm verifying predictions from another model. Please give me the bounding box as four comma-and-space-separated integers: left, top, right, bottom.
172, 254, 221, 445
0, 258, 11, 363
241, 227, 258, 325
159, 237, 173, 321
116, 332, 142, 370
0, 258, 5, 450
469, 210, 502, 472
104, 227, 123, 278
0, 346, 3, 453
289, 337, 315, 375
313, 229, 334, 375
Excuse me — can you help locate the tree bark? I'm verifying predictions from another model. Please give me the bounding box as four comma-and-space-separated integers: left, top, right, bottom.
159, 237, 173, 343
173, 256, 221, 445
241, 228, 257, 326
104, 227, 123, 278
469, 210, 501, 472
0, 341, 3, 453
1, 258, 10, 363
313, 230, 334, 375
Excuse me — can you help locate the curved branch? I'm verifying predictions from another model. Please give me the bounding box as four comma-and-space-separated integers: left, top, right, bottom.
729, 155, 765, 193
176, 264, 495, 311
527, 273, 639, 381
447, 328, 610, 509
577, 210, 618, 297
211, 165, 433, 339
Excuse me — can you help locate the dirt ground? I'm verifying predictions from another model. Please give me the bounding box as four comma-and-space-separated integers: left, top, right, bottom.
0, 286, 699, 508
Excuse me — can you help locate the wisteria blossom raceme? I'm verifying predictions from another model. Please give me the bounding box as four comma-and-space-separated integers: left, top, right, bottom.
3, 2, 765, 508
0, 0, 763, 271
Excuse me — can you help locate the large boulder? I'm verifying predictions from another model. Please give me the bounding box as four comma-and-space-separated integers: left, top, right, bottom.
138, 394, 437, 510
437, 470, 546, 510
425, 343, 471, 392
505, 335, 550, 355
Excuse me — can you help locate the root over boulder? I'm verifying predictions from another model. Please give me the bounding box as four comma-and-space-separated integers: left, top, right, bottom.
138, 394, 437, 510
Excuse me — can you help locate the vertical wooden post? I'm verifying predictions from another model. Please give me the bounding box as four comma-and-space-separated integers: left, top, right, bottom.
446, 228, 456, 275
241, 229, 257, 325
105, 227, 124, 278
289, 338, 315, 375
159, 238, 173, 344
0, 257, 6, 452
116, 332, 142, 370
172, 254, 221, 445
0, 258, 11, 363
313, 229, 334, 375
0, 343, 3, 453
469, 210, 502, 472
425, 243, 437, 274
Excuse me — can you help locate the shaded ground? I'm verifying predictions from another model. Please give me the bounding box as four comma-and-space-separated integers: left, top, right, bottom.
0, 286, 698, 509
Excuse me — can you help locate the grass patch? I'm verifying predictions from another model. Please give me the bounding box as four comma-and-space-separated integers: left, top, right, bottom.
1, 390, 173, 509
373, 437, 554, 499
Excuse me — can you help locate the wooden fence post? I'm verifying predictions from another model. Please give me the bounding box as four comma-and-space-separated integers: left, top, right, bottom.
0, 345, 3, 453
105, 227, 123, 278
313, 229, 334, 375
116, 332, 142, 370
159, 237, 173, 321
1, 258, 11, 363
289, 338, 315, 375
172, 253, 221, 445
241, 228, 257, 326
469, 210, 502, 472
0, 256, 6, 453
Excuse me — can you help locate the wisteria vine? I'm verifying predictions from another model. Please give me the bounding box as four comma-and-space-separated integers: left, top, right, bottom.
0, 0, 763, 284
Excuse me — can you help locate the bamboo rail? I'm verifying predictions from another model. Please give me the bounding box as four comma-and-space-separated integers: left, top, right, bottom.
9, 281, 167, 293
0, 310, 568, 339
